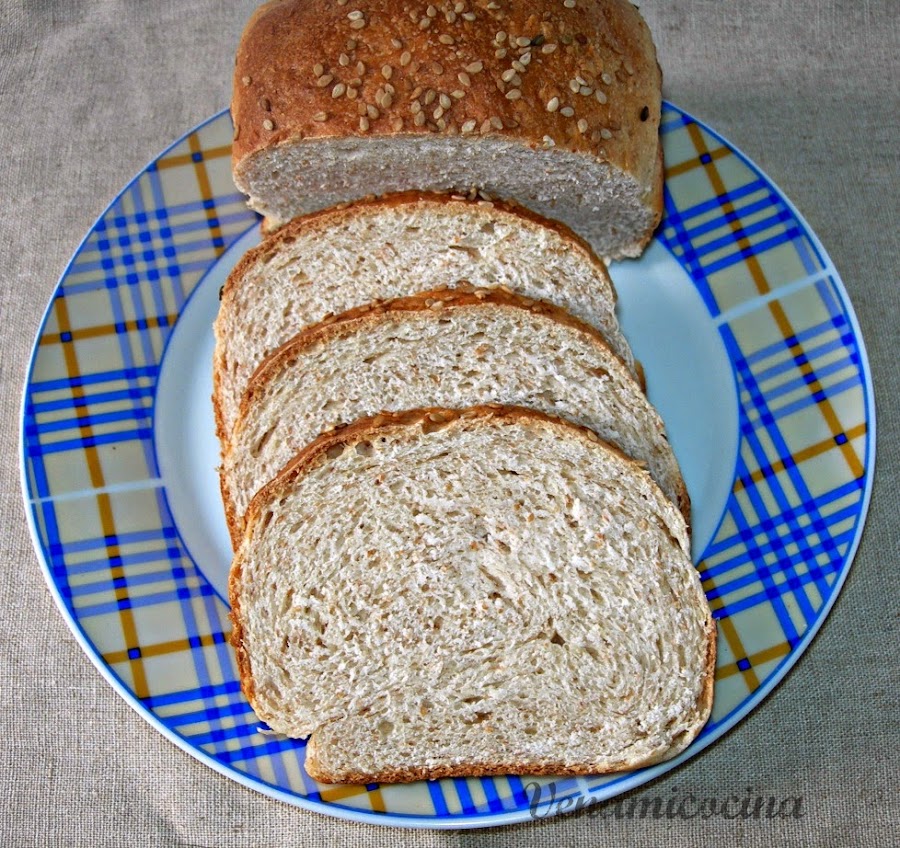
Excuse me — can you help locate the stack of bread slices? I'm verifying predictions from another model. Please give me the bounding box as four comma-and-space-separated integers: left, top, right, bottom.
218, 0, 715, 785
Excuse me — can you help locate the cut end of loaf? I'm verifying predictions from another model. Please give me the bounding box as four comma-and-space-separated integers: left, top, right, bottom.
230, 405, 714, 782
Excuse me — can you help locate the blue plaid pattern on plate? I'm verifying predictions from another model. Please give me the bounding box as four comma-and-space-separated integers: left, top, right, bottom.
20, 105, 874, 828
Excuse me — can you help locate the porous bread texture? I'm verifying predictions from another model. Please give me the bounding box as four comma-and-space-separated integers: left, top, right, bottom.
221, 287, 688, 546
213, 192, 635, 440
229, 406, 716, 783
231, 0, 663, 258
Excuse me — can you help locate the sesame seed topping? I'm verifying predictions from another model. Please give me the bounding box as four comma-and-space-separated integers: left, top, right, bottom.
317, 74, 334, 87
312, 111, 327, 121
409, 86, 423, 100
560, 106, 575, 117
337, 0, 348, 5
451, 89, 465, 99
419, 16, 431, 29
576, 75, 586, 85
465, 61, 484, 74
487, 1, 500, 8
347, 86, 358, 100
445, 10, 457, 23
356, 61, 366, 75
600, 127, 613, 139
490, 116, 503, 129
542, 134, 554, 147
514, 36, 529, 47
262, 118, 274, 131
495, 31, 507, 43
367, 104, 380, 119
347, 10, 363, 20
414, 111, 426, 127
461, 119, 477, 133
564, 0, 576, 7
390, 116, 404, 131
596, 90, 608, 104
313, 63, 325, 76
438, 34, 455, 45
331, 83, 346, 98
458, 71, 471, 86
542, 42, 558, 54
426, 4, 437, 17
439, 93, 452, 109
624, 59, 635, 75
346, 38, 357, 50
433, 105, 444, 119
577, 118, 588, 133
580, 85, 593, 96
349, 18, 366, 29
381, 64, 393, 80
546, 96, 559, 112
359, 116, 370, 131
436, 117, 447, 131
423, 88, 436, 105
356, 101, 367, 116
462, 12, 476, 20
569, 79, 580, 93
400, 51, 412, 66
431, 62, 445, 74
512, 60, 526, 73
241, 75, 252, 86
495, 48, 508, 58
480, 119, 492, 134
505, 88, 521, 100
520, 52, 532, 66
381, 92, 394, 108
454, 2, 465, 12
501, 68, 517, 82
601, 72, 613, 85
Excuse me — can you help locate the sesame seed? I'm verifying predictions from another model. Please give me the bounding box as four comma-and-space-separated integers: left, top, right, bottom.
601, 72, 613, 85
431, 62, 444, 74
546, 96, 559, 112
495, 31, 507, 43
382, 65, 393, 80
262, 118, 274, 130
439, 93, 452, 109
600, 127, 613, 139
445, 10, 456, 23
590, 129, 602, 142
462, 12, 476, 20
426, 4, 437, 17
596, 90, 608, 104
390, 116, 404, 131
501, 69, 517, 82
495, 48, 508, 58
350, 18, 366, 29
367, 104, 380, 119
359, 116, 370, 131
313, 63, 325, 76
347, 87, 358, 100
577, 118, 588, 133
505, 89, 522, 100
391, 38, 403, 48
382, 92, 394, 108
480, 119, 492, 134
400, 51, 412, 66
487, 1, 500, 8
409, 86, 423, 100
580, 85, 593, 96
451, 89, 465, 99
336, 55, 348, 68
346, 38, 357, 50
560, 106, 575, 117
569, 79, 580, 93
564, 0, 576, 7
436, 117, 447, 130
356, 101, 367, 116
337, 0, 347, 5
414, 111, 426, 127
433, 105, 444, 119
624, 59, 634, 75
576, 75, 587, 85
438, 34, 455, 45
312, 111, 327, 121
347, 10, 363, 20
542, 42, 558, 54
512, 60, 526, 73
423, 89, 436, 105
356, 61, 366, 75
520, 52, 532, 65
241, 75, 252, 86
331, 84, 345, 99
458, 71, 471, 86
317, 74, 334, 87
465, 61, 484, 74
490, 116, 503, 129
542, 134, 554, 147
454, 2, 465, 12
461, 119, 477, 133
419, 16, 431, 29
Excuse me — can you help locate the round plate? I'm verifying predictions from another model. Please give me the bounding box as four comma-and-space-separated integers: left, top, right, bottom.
21, 104, 875, 828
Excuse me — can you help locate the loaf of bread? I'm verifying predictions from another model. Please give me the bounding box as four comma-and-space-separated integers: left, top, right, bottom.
213, 191, 635, 441
220, 286, 688, 547
231, 0, 663, 258
229, 405, 715, 783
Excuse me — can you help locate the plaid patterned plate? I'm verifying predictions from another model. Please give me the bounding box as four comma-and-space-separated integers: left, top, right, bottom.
21, 105, 874, 828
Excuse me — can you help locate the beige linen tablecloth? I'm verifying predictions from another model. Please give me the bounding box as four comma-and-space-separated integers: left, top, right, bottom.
1, 2, 896, 845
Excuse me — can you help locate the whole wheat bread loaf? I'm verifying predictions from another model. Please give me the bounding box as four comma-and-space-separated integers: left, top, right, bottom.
231, 0, 663, 259
221, 286, 687, 546
213, 191, 635, 441
229, 405, 715, 784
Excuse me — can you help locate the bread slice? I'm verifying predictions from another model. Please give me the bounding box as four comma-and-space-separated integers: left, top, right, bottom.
231, 0, 663, 259
213, 191, 636, 440
229, 405, 715, 784
221, 286, 688, 547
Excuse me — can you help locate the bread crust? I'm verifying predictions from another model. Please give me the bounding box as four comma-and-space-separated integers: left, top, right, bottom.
230, 0, 663, 248
219, 285, 688, 548
228, 404, 713, 783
